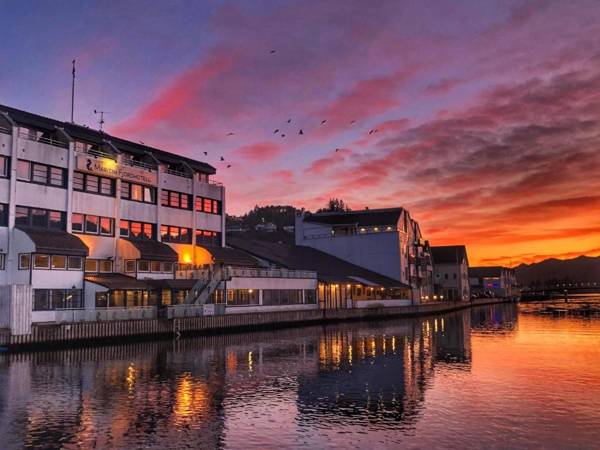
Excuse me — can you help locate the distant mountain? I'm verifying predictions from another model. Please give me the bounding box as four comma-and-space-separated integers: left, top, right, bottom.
515, 255, 600, 288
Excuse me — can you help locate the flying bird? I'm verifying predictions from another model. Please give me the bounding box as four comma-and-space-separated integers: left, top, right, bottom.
270, 49, 276, 54
350, 120, 356, 124
321, 120, 327, 125
226, 132, 235, 136
368, 129, 378, 135
203, 151, 208, 156
227, 164, 232, 168
274, 129, 279, 134
299, 129, 304, 135
220, 156, 225, 161
335, 148, 340, 152
287, 118, 292, 123
281, 134, 286, 138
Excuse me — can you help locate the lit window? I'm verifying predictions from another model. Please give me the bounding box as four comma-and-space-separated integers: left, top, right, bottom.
19, 253, 30, 270
99, 260, 112, 272
72, 213, 84, 232
33, 254, 50, 269
51, 255, 67, 269
17, 160, 31, 181
85, 215, 99, 234
151, 261, 161, 272
124, 260, 136, 273
138, 260, 149, 272
100, 217, 113, 236
85, 259, 99, 272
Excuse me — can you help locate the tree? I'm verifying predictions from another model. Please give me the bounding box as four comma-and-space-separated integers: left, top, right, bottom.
317, 198, 351, 213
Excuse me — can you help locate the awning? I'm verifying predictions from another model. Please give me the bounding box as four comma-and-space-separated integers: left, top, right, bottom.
16, 226, 89, 257
85, 273, 149, 290
125, 238, 178, 262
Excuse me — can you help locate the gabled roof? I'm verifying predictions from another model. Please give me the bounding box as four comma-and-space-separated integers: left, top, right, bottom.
0, 103, 215, 174
16, 226, 89, 257
227, 236, 408, 288
126, 238, 179, 262
303, 208, 403, 227
431, 245, 469, 266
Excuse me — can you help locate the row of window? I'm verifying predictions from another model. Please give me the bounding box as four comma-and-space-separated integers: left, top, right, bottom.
17, 160, 66, 188
95, 290, 158, 308
262, 289, 306, 306
33, 289, 83, 311
120, 220, 156, 240
15, 206, 66, 230
196, 196, 221, 215
72, 214, 114, 236
211, 289, 317, 306
19, 254, 84, 270
124, 259, 174, 273
196, 230, 221, 246
121, 181, 156, 204
161, 189, 191, 210
161, 225, 192, 244
73, 171, 115, 196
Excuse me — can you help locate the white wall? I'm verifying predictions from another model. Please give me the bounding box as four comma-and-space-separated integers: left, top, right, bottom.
84, 281, 108, 309
17, 139, 69, 168
0, 133, 11, 156
72, 191, 116, 217
15, 181, 68, 211
0, 178, 9, 203
120, 199, 157, 222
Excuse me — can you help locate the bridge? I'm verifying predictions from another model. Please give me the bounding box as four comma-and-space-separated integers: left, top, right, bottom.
520, 282, 600, 301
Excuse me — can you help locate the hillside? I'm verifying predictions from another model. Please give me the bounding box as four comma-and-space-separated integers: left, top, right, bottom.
515, 255, 600, 287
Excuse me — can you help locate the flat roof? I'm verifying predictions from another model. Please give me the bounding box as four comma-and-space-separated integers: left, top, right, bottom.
0, 103, 216, 174
303, 208, 404, 227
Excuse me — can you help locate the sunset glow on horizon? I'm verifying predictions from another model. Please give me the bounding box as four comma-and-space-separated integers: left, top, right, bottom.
2, 0, 599, 266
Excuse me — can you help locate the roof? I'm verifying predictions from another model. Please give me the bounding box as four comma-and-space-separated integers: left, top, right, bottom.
146, 279, 197, 290
85, 273, 149, 290
469, 266, 504, 278
202, 245, 262, 267
16, 226, 89, 257
302, 208, 403, 227
431, 245, 469, 265
126, 239, 179, 262
227, 237, 408, 288
0, 103, 215, 174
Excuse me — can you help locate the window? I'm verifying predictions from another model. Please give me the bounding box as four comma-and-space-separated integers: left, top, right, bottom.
14, 206, 66, 230
99, 260, 113, 272
17, 160, 65, 187
17, 160, 31, 181
33, 289, 83, 310
305, 289, 317, 304
19, 254, 30, 270
0, 203, 7, 227
0, 155, 8, 178
138, 260, 149, 272
196, 229, 221, 246
124, 259, 136, 273
85, 215, 99, 234
100, 217, 112, 236
72, 213, 84, 232
85, 259, 98, 272
119, 220, 155, 240
121, 181, 156, 204
0, 253, 5, 270
161, 225, 192, 243
33, 254, 50, 269
163, 262, 173, 272
86, 175, 99, 193
73, 171, 84, 190
151, 261, 161, 272
226, 289, 259, 306
196, 196, 221, 215
68, 256, 83, 270
262, 289, 303, 306
161, 189, 192, 210
72, 214, 114, 236
100, 178, 113, 195
51, 255, 67, 269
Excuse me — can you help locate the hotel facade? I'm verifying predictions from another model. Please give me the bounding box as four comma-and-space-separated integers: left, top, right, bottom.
0, 105, 317, 329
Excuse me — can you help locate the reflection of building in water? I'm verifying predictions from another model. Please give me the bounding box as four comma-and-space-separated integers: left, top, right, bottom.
295, 315, 471, 428
432, 311, 472, 364
470, 303, 518, 334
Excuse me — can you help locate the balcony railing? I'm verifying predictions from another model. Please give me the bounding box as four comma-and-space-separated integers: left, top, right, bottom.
175, 266, 317, 281
18, 129, 68, 149
122, 157, 157, 171
165, 167, 192, 179
0, 126, 11, 135
75, 147, 117, 161
55, 306, 157, 323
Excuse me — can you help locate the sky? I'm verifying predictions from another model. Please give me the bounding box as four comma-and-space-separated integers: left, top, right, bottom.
1, 0, 600, 266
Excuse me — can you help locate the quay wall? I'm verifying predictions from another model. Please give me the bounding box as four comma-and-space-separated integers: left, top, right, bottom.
0, 298, 509, 350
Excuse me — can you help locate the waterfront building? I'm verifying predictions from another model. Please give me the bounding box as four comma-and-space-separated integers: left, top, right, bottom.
431, 245, 470, 301
469, 266, 518, 298
228, 236, 412, 309
294, 208, 434, 301
0, 104, 316, 330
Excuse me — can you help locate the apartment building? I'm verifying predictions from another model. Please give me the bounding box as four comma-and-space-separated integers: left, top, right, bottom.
431, 245, 470, 301
0, 105, 316, 327
294, 208, 434, 302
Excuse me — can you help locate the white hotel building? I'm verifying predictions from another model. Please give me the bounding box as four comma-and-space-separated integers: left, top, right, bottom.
0, 105, 317, 328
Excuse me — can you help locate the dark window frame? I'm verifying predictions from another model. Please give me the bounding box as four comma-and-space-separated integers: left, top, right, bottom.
0, 203, 8, 227
73, 171, 116, 197
120, 219, 156, 240
161, 189, 192, 210
121, 181, 156, 204
15, 205, 66, 230
161, 224, 192, 244
16, 159, 66, 188
0, 155, 9, 179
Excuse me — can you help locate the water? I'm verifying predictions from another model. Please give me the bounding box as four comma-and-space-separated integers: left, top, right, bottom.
1, 302, 599, 449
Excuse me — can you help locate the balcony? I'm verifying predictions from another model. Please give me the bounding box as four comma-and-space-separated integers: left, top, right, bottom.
0, 125, 11, 135
165, 167, 192, 179
18, 129, 68, 149
176, 266, 317, 281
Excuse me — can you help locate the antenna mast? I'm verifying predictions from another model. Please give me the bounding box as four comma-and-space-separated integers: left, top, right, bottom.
94, 109, 108, 132
70, 59, 76, 123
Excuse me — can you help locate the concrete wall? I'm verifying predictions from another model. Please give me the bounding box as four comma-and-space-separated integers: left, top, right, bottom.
0, 284, 32, 335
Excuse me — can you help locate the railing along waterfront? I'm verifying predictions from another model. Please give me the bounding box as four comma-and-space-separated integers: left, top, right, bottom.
56, 307, 157, 323
176, 266, 317, 280
18, 129, 68, 148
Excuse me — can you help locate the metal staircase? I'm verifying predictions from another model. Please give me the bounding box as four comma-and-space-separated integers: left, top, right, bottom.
184, 266, 229, 305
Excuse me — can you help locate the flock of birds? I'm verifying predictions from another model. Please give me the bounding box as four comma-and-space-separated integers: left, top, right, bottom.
194, 49, 380, 170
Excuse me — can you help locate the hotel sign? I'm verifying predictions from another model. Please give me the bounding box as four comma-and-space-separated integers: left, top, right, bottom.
76, 155, 158, 185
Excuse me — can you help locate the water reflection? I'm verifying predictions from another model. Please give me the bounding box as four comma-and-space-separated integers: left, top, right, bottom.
0, 303, 598, 449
